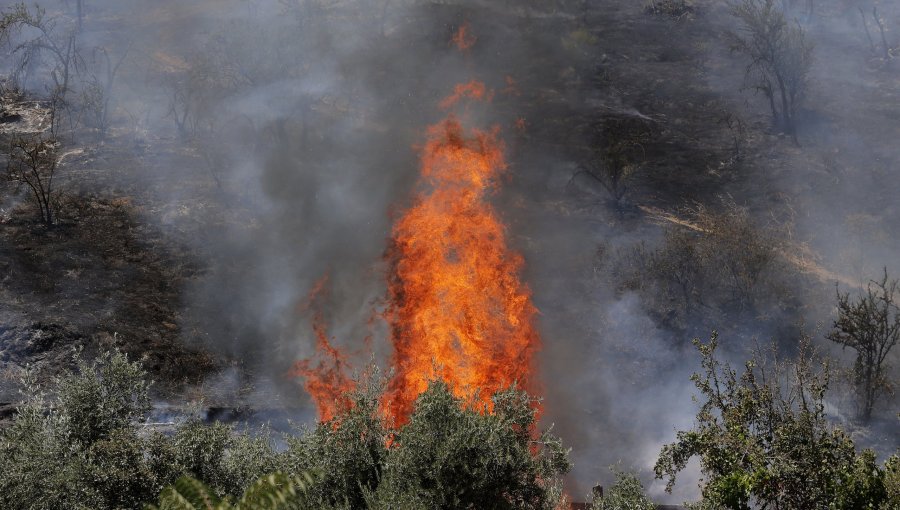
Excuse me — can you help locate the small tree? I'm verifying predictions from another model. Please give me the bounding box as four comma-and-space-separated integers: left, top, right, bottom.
655, 333, 889, 509
6, 134, 61, 225
729, 0, 813, 142
827, 269, 900, 423
78, 43, 131, 139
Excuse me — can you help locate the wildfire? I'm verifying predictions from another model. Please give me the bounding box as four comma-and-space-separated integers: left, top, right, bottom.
382, 110, 541, 425
294, 27, 540, 426
289, 275, 355, 422
439, 80, 493, 110
451, 22, 477, 51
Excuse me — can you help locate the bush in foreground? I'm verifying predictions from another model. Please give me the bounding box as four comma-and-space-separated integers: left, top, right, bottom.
655, 333, 896, 509
0, 349, 569, 510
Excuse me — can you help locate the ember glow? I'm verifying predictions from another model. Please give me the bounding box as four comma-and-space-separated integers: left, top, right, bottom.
451, 22, 477, 51
439, 80, 493, 110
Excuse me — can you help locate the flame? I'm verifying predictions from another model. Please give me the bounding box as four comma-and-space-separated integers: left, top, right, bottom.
381, 109, 541, 425
451, 22, 477, 51
289, 275, 356, 422
439, 80, 492, 110
294, 26, 540, 425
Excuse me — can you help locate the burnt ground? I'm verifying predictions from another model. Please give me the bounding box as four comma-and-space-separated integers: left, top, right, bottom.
0, 0, 898, 498
0, 143, 220, 401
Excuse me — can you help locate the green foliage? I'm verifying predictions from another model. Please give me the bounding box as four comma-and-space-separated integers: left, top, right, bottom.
58, 349, 152, 444
655, 333, 890, 509
147, 472, 314, 510
591, 469, 655, 510
0, 350, 156, 509
279, 384, 386, 509
884, 454, 900, 510
827, 269, 900, 422
371, 382, 569, 510
0, 350, 568, 510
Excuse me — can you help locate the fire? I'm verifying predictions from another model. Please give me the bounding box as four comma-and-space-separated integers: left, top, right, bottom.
439, 80, 492, 110
289, 275, 356, 422
294, 29, 540, 426
451, 22, 477, 51
382, 112, 541, 425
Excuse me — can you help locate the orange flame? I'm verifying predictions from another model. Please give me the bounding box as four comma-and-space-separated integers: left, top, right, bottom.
451, 22, 477, 51
382, 110, 541, 425
294, 82, 540, 427
289, 275, 356, 422
439, 80, 493, 110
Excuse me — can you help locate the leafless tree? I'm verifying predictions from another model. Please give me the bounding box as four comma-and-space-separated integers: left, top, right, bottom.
5, 134, 60, 226
570, 116, 653, 213
0, 3, 82, 136
79, 42, 131, 138
729, 0, 813, 142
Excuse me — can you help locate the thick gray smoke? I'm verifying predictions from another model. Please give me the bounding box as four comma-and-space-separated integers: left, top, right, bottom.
2, 0, 898, 504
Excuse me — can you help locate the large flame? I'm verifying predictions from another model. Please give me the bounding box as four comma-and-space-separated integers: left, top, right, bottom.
382, 111, 541, 425
294, 26, 540, 425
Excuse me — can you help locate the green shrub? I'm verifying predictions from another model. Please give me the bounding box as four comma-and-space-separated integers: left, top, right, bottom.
371, 382, 569, 510
0, 348, 569, 509
592, 469, 655, 510
655, 333, 890, 509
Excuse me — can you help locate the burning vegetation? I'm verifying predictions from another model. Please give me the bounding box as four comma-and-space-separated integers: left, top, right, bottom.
0, 0, 899, 509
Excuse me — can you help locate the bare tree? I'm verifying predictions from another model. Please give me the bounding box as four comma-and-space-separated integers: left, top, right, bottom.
79, 42, 131, 139
827, 269, 900, 423
0, 3, 81, 136
871, 7, 892, 61
729, 0, 813, 142
5, 134, 60, 226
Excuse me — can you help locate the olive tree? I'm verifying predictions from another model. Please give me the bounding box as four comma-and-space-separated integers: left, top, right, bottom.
655, 333, 889, 509
591, 469, 655, 510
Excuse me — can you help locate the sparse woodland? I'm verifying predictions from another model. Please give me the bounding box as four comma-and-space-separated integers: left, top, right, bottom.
0, 0, 897, 508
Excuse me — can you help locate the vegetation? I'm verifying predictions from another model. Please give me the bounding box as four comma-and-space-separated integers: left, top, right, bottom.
591, 469, 655, 510
572, 116, 655, 212
644, 0, 694, 18
729, 0, 814, 141
147, 472, 315, 510
5, 134, 61, 225
0, 2, 80, 135
0, 349, 569, 510
655, 333, 894, 509
614, 202, 788, 332
827, 269, 900, 423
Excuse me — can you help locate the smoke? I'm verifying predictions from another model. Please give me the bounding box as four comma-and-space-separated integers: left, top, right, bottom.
2, 0, 899, 503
